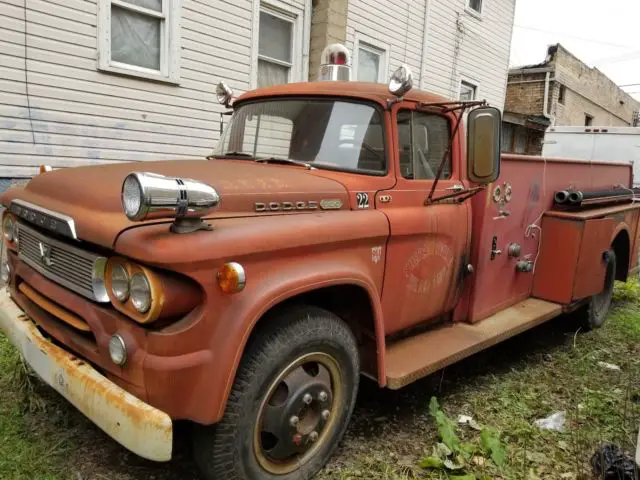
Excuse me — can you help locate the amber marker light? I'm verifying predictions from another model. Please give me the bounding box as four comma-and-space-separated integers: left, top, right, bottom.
218, 262, 246, 293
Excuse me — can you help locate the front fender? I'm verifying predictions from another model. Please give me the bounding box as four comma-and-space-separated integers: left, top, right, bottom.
211, 256, 386, 421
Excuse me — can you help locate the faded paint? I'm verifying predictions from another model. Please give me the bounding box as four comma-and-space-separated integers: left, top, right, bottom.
0, 289, 173, 461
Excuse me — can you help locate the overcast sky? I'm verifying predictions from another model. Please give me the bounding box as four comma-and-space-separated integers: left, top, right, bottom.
509, 0, 640, 100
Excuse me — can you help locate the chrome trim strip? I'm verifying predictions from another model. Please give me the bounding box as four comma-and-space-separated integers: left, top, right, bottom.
17, 222, 109, 303
11, 199, 78, 240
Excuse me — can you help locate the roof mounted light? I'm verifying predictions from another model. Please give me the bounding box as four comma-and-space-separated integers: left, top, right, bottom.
121, 172, 221, 233
388, 65, 414, 97
318, 44, 351, 82
216, 82, 234, 107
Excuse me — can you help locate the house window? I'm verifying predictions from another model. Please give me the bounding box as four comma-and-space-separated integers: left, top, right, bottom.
257, 8, 296, 88
459, 80, 477, 101
468, 0, 482, 14
98, 0, 181, 83
585, 114, 594, 126
558, 85, 566, 105
354, 37, 388, 83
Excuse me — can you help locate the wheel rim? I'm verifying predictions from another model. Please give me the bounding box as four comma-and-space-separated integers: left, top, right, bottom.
253, 352, 344, 475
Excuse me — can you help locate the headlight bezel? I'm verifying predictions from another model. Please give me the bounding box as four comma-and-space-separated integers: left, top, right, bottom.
105, 257, 165, 324
2, 214, 15, 243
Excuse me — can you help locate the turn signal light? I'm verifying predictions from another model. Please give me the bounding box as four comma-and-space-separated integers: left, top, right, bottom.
39, 165, 52, 174
217, 262, 246, 294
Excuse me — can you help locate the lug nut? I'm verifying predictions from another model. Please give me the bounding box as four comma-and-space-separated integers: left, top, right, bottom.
322, 409, 330, 420
302, 393, 312, 405
318, 391, 328, 402
289, 415, 299, 427
309, 431, 319, 442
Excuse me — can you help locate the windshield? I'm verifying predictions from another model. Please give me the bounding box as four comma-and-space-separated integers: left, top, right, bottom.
215, 99, 386, 174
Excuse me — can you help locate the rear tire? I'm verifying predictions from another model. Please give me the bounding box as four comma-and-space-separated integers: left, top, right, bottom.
578, 249, 616, 330
193, 305, 359, 480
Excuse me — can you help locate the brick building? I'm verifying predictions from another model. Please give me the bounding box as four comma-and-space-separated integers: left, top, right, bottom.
502, 44, 640, 155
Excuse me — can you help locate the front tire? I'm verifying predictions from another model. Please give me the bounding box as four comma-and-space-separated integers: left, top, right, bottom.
578, 249, 616, 330
193, 305, 360, 480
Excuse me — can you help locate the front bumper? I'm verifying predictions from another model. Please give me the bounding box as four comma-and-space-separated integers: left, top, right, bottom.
0, 288, 173, 462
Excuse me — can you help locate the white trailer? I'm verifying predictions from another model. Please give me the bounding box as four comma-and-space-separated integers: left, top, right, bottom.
542, 126, 640, 186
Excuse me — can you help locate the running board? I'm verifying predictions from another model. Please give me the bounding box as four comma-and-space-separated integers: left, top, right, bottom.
385, 298, 562, 389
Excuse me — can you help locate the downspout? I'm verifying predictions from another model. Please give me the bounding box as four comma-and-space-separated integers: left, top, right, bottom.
419, 0, 431, 90
542, 71, 556, 126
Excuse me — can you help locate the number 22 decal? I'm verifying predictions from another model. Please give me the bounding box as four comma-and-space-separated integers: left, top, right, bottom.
356, 192, 369, 209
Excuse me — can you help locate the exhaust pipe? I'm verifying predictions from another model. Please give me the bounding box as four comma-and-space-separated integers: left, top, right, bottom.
568, 191, 583, 204
554, 190, 570, 205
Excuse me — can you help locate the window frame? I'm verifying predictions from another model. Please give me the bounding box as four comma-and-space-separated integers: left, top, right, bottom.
97, 0, 181, 84
458, 78, 479, 102
466, 0, 483, 18
396, 109, 453, 181
220, 97, 390, 176
558, 84, 566, 105
252, 1, 308, 89
585, 114, 594, 126
353, 33, 390, 84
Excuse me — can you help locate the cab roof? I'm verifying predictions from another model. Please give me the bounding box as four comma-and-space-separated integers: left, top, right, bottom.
235, 81, 451, 107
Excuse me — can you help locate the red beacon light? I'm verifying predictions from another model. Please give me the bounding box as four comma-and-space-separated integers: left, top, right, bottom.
317, 44, 351, 82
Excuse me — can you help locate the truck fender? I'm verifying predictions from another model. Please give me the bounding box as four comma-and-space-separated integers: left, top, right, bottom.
211, 259, 386, 422
610, 223, 631, 280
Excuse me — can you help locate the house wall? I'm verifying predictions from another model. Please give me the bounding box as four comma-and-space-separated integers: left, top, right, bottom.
344, 0, 515, 110
504, 72, 548, 117
0, 0, 308, 180
419, 0, 516, 110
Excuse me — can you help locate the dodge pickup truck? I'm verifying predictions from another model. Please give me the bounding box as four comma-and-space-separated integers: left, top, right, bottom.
1, 45, 639, 479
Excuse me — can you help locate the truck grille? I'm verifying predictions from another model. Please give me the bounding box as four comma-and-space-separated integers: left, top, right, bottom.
17, 222, 108, 302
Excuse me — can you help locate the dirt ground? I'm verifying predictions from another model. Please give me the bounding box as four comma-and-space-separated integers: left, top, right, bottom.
1, 283, 639, 480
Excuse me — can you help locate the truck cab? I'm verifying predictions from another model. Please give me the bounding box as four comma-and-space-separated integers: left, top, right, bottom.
1, 46, 637, 480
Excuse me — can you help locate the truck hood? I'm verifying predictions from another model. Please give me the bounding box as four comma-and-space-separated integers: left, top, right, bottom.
1, 159, 349, 249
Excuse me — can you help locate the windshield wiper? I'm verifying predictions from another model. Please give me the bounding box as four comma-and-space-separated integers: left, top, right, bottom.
207, 151, 256, 160
254, 157, 315, 170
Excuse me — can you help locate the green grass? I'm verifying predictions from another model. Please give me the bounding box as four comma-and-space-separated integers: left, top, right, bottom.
1, 284, 639, 479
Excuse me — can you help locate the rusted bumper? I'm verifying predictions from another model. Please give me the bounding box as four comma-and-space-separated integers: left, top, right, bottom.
0, 289, 173, 461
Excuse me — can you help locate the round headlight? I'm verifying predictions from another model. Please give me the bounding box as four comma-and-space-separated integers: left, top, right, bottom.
3, 216, 14, 243
110, 264, 129, 302
122, 175, 143, 220
130, 273, 151, 313
108, 334, 127, 366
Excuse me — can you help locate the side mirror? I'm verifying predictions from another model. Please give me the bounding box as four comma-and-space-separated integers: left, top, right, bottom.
216, 82, 234, 108
467, 106, 501, 184
388, 65, 413, 97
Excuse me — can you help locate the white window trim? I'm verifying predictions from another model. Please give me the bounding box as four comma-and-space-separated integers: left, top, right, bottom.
251, 0, 309, 89
458, 76, 480, 101
97, 0, 181, 84
352, 32, 390, 83
465, 0, 483, 19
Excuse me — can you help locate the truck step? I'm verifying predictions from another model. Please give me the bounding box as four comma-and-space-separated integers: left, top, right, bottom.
385, 298, 562, 389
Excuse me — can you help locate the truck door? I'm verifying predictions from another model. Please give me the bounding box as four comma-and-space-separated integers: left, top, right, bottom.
378, 106, 470, 335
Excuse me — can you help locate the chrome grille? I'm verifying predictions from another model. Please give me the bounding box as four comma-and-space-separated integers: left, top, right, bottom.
17, 222, 108, 302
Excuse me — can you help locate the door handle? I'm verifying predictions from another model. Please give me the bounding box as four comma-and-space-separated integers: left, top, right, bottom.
445, 184, 464, 192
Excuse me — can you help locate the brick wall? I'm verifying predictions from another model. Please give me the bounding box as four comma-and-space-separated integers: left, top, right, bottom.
308, 0, 348, 81
506, 45, 640, 127
550, 46, 639, 126
504, 72, 547, 116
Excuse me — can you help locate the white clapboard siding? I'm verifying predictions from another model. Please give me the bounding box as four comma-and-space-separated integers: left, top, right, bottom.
1, 0, 316, 175
421, 0, 515, 109
346, 0, 514, 110
346, 0, 427, 83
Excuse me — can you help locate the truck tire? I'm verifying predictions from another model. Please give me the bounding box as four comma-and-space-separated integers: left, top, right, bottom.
579, 249, 616, 330
193, 305, 360, 480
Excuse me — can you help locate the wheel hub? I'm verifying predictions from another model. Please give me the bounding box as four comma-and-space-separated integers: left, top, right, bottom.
254, 353, 343, 474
